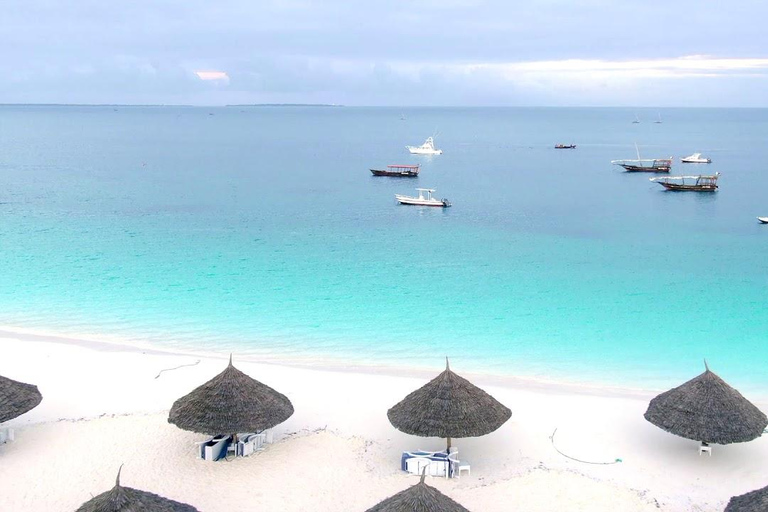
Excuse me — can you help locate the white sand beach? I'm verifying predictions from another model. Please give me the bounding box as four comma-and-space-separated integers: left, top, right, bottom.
1, 331, 766, 512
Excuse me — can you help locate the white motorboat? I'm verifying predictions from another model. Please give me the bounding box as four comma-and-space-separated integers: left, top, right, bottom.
681, 153, 711, 164
406, 137, 443, 155
758, 217, 768, 224
395, 188, 451, 207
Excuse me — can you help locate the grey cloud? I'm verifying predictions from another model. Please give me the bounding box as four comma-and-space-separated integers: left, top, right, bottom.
2, 0, 768, 105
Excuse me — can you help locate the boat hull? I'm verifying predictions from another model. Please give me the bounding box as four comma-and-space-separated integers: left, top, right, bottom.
619, 164, 670, 173
681, 159, 711, 164
656, 183, 718, 192
395, 195, 450, 207
406, 149, 443, 155
396, 199, 449, 207
758, 217, 768, 224
555, 145, 576, 149
370, 169, 419, 177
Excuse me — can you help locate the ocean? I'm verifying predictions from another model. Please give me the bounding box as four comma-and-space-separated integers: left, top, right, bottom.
1, 105, 767, 394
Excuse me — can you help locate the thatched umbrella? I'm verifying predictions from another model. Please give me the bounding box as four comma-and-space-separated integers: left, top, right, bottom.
724, 484, 768, 512
168, 355, 293, 437
365, 469, 471, 512
387, 358, 511, 452
0, 374, 43, 423
644, 361, 767, 444
76, 466, 199, 512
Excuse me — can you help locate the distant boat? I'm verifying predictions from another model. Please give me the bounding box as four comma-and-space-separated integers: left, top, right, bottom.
611, 143, 672, 172
555, 144, 576, 149
395, 188, 451, 207
632, 114, 640, 124
654, 113, 663, 124
371, 164, 420, 177
681, 153, 711, 164
650, 173, 720, 191
758, 217, 768, 224
406, 137, 443, 155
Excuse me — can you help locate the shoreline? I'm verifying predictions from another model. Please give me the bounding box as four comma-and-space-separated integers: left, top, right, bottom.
0, 325, 664, 402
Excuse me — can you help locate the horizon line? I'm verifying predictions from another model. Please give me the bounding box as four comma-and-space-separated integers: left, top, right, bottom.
1, 103, 767, 109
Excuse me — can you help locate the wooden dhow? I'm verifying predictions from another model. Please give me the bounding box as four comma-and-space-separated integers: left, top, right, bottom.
650, 173, 719, 191
371, 164, 420, 177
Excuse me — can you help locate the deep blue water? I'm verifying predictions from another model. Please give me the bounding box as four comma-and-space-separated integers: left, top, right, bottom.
1, 106, 767, 393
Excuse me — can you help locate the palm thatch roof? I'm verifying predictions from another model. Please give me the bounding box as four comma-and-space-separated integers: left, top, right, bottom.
365, 471, 471, 512
0, 374, 43, 423
725, 484, 768, 512
168, 355, 294, 435
76, 467, 199, 512
387, 359, 511, 441
644, 362, 767, 444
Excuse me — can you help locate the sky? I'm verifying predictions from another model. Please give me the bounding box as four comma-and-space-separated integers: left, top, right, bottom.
2, 0, 768, 107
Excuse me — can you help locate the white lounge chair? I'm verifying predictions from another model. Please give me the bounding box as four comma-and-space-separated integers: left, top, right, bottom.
447, 453, 470, 478
405, 457, 432, 476
197, 435, 230, 461
699, 442, 712, 456
0, 428, 12, 444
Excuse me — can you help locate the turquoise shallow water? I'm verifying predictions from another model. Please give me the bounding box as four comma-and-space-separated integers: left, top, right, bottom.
1, 106, 767, 393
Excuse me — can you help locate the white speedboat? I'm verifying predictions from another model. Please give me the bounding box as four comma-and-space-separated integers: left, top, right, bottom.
681, 153, 711, 164
758, 217, 768, 224
395, 188, 451, 207
406, 137, 443, 155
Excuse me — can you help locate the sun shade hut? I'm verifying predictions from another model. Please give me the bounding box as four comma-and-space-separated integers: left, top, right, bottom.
0, 374, 43, 424
644, 362, 767, 444
387, 359, 511, 452
724, 484, 768, 512
76, 466, 199, 512
365, 470, 471, 512
168, 355, 294, 436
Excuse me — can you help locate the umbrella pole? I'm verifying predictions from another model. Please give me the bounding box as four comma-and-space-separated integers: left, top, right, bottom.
446, 437, 451, 453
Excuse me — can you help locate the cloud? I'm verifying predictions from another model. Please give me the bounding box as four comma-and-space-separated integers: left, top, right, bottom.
194, 70, 230, 83
3, 0, 768, 106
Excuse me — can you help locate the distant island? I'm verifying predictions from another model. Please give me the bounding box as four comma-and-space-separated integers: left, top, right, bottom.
226, 103, 344, 108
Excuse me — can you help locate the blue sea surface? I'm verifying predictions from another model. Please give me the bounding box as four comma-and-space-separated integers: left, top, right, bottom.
1, 106, 767, 394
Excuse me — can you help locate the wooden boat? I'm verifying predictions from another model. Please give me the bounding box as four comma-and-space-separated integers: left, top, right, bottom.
612, 143, 672, 172
371, 164, 420, 177
406, 137, 443, 155
681, 153, 711, 164
395, 188, 451, 207
757, 217, 768, 224
650, 173, 719, 191
555, 144, 576, 149
612, 158, 672, 172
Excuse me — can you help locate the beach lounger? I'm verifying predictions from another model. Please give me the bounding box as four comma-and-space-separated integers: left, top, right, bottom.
197, 435, 231, 461
0, 428, 14, 444
405, 457, 433, 476
427, 458, 450, 478
449, 453, 470, 477
238, 432, 267, 457
402, 450, 454, 477
699, 442, 711, 456
404, 453, 451, 478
